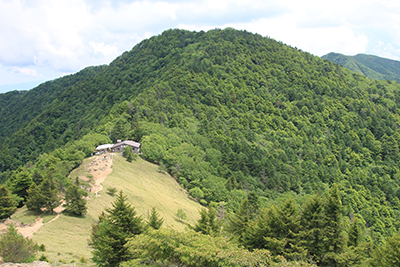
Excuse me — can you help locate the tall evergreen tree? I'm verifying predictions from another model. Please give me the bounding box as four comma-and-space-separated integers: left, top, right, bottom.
193, 205, 220, 236
227, 198, 252, 243
301, 194, 326, 264
90, 191, 143, 267
247, 199, 306, 260
25, 183, 44, 212
6, 168, 33, 206
147, 206, 164, 230
320, 183, 346, 267
0, 185, 17, 219
39, 178, 60, 215
63, 184, 87, 216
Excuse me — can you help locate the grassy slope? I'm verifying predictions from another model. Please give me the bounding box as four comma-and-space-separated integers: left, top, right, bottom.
32, 155, 202, 264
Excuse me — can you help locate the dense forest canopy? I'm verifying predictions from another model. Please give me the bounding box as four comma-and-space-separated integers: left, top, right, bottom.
2, 28, 400, 248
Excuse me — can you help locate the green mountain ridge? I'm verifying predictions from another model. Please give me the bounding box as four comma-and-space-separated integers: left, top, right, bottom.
322, 52, 400, 82
2, 28, 400, 252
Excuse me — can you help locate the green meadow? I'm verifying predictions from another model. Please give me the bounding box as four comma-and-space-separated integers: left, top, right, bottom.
31, 155, 202, 264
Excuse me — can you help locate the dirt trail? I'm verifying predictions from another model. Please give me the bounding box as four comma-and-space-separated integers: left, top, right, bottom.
0, 154, 114, 238
82, 153, 114, 195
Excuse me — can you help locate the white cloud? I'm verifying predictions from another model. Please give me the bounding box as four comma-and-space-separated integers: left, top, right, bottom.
2, 0, 400, 90
12, 67, 40, 76
90, 42, 119, 56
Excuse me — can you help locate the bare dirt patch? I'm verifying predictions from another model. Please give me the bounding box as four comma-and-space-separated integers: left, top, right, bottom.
79, 153, 114, 195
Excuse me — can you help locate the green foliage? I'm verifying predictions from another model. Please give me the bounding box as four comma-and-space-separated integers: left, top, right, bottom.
193, 205, 220, 236
369, 233, 400, 267
26, 178, 60, 214
106, 186, 117, 196
38, 254, 48, 262
125, 228, 316, 267
90, 191, 143, 267
146, 207, 164, 230
188, 186, 204, 199
0, 185, 17, 219
176, 208, 187, 221
63, 184, 87, 216
320, 184, 346, 266
6, 168, 33, 207
38, 243, 46, 252
0, 223, 39, 263
79, 255, 88, 264
25, 183, 43, 212
227, 198, 252, 243
124, 146, 134, 162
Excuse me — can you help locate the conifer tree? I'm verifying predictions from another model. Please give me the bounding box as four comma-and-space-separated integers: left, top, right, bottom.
348, 218, 362, 248
147, 206, 164, 230
247, 199, 306, 260
0, 185, 17, 219
320, 183, 346, 267
63, 184, 87, 216
193, 205, 220, 236
227, 198, 252, 244
90, 191, 143, 267
39, 178, 60, 215
25, 183, 44, 212
266, 199, 306, 259
6, 168, 33, 206
301, 194, 326, 264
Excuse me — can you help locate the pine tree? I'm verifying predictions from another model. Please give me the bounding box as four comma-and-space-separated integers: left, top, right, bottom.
0, 185, 17, 219
348, 218, 362, 248
247, 199, 306, 260
25, 183, 44, 212
39, 178, 60, 215
194, 205, 220, 236
320, 183, 346, 267
147, 206, 164, 230
90, 191, 143, 267
63, 184, 87, 216
6, 168, 33, 206
227, 198, 252, 244
301, 194, 326, 264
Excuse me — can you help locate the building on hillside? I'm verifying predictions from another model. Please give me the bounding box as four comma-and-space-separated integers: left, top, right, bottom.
111, 140, 141, 154
95, 144, 114, 153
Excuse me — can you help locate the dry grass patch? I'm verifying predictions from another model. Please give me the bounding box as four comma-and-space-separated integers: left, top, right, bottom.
102, 156, 202, 230
32, 214, 94, 265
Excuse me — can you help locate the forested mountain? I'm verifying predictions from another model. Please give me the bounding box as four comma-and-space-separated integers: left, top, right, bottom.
322, 52, 400, 82
0, 65, 106, 143
2, 28, 400, 263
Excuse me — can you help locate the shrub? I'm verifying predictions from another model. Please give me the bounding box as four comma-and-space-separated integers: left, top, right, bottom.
79, 255, 88, 263
107, 187, 117, 196
0, 223, 38, 263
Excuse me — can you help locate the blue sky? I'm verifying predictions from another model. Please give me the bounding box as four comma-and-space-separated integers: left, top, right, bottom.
1, 0, 400, 93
